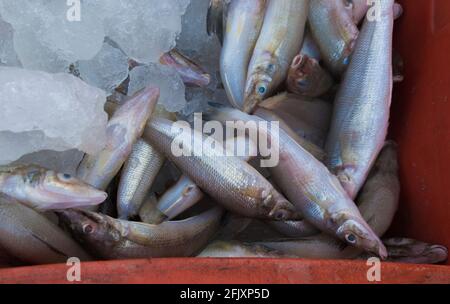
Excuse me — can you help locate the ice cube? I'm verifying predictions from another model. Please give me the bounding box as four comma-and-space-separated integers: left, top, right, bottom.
0, 67, 107, 165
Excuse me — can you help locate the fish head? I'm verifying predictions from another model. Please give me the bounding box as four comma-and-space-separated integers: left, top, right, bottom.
243, 53, 280, 113
32, 168, 107, 209
58, 209, 119, 245
336, 217, 387, 259
265, 191, 302, 221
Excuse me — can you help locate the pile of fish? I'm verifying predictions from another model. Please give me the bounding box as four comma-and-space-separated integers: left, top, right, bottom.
0, 0, 447, 268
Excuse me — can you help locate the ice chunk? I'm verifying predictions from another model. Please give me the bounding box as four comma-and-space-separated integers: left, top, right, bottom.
104, 0, 190, 63
128, 64, 186, 113
76, 40, 129, 94
0, 67, 107, 165
12, 149, 85, 176
0, 16, 20, 67
0, 0, 105, 72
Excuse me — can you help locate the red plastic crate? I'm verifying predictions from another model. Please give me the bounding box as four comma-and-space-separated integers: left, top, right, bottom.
0, 0, 449, 284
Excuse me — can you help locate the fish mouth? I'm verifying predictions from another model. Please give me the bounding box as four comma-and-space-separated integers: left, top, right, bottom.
377, 243, 388, 260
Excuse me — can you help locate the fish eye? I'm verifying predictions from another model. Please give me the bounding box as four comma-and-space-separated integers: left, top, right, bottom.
297, 79, 308, 88
273, 210, 288, 221
343, 57, 350, 65
258, 85, 267, 95
345, 233, 357, 244
58, 173, 73, 181
83, 224, 94, 234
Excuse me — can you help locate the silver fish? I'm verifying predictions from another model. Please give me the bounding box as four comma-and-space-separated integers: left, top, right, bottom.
157, 174, 204, 221
308, 0, 359, 75
0, 196, 92, 264
58, 207, 223, 259
143, 117, 299, 221
221, 0, 267, 109
379, 238, 448, 265
0, 165, 107, 211
208, 106, 386, 258
243, 0, 309, 113
325, 0, 394, 200
117, 139, 164, 220
77, 86, 160, 191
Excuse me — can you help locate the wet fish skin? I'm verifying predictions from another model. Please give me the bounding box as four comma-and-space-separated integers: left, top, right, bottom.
77, 86, 160, 191
0, 165, 107, 211
221, 0, 267, 109
143, 117, 299, 221
308, 0, 359, 75
160, 50, 211, 87
58, 207, 223, 259
207, 106, 386, 258
268, 220, 319, 238
325, 0, 394, 200
117, 139, 165, 220
243, 0, 309, 113
157, 174, 204, 221
0, 196, 92, 264
286, 54, 334, 98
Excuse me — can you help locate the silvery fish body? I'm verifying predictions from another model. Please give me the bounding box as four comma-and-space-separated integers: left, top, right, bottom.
117, 139, 165, 220
243, 0, 309, 113
0, 196, 92, 264
221, 0, 267, 109
77, 86, 160, 191
59, 207, 223, 259
143, 118, 299, 221
208, 106, 386, 258
325, 0, 394, 200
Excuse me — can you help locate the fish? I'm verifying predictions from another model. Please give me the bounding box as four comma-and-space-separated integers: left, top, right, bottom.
259, 93, 332, 147
243, 0, 309, 113
0, 165, 107, 211
77, 86, 160, 191
308, 0, 359, 75
156, 174, 204, 221
58, 207, 223, 259
208, 106, 386, 258
143, 117, 299, 221
286, 54, 334, 97
117, 139, 165, 220
160, 49, 211, 87
350, 0, 369, 24
325, 0, 394, 200
268, 142, 399, 239
0, 195, 92, 264
198, 240, 295, 258
220, 0, 267, 109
